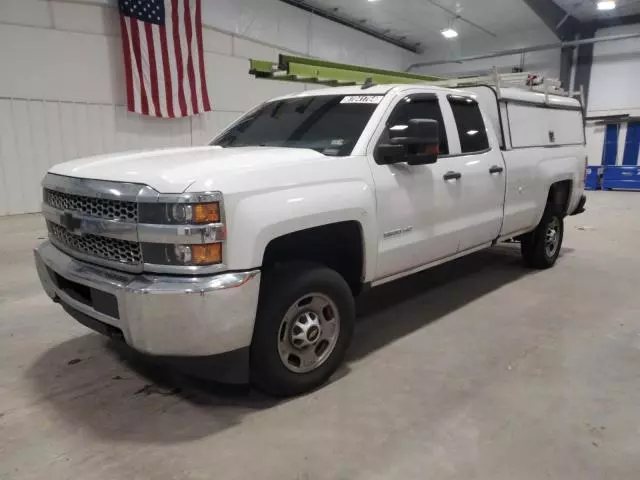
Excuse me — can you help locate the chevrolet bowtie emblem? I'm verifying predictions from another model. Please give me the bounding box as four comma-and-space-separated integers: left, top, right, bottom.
60, 212, 82, 233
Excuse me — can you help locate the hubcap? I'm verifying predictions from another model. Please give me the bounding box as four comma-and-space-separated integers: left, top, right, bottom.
544, 217, 561, 257
278, 293, 341, 374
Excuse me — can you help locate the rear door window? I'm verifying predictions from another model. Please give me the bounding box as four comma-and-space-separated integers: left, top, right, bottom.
448, 96, 490, 153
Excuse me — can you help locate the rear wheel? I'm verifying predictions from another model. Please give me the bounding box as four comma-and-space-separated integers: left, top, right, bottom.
521, 205, 564, 269
250, 263, 355, 396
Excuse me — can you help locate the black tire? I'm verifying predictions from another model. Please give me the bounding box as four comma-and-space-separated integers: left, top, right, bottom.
250, 262, 355, 397
521, 204, 564, 269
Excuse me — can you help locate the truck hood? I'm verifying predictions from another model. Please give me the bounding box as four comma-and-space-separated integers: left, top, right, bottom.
49, 146, 327, 193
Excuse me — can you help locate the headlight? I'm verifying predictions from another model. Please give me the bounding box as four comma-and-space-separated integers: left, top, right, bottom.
175, 243, 222, 265
171, 203, 220, 224
140, 202, 221, 224
143, 243, 222, 266
138, 192, 225, 270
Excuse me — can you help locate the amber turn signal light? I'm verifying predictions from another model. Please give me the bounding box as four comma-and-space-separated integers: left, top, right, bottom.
191, 243, 222, 265
193, 203, 220, 224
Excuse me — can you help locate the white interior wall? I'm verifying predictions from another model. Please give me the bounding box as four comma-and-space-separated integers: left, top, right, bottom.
588, 24, 640, 117
411, 28, 561, 79
0, 0, 418, 216
583, 24, 640, 165
585, 122, 606, 165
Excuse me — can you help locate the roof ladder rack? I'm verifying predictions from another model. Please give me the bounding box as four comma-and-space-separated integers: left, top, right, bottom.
249, 55, 581, 102
249, 54, 444, 86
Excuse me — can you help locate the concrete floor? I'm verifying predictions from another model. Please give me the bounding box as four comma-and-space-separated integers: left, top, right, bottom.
1, 191, 639, 480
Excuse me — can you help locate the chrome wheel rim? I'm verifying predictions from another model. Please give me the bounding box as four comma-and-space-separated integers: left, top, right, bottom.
277, 293, 341, 374
544, 217, 561, 257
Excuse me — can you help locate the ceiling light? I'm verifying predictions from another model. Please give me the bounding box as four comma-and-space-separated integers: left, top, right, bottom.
597, 1, 616, 10
441, 28, 458, 39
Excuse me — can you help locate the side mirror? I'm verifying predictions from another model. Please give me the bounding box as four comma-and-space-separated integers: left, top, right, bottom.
375, 118, 440, 166
375, 144, 406, 165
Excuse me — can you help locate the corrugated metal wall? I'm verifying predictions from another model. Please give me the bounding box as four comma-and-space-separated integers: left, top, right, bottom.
0, 99, 244, 216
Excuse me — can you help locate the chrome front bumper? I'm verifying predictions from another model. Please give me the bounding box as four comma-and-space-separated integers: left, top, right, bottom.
35, 241, 261, 357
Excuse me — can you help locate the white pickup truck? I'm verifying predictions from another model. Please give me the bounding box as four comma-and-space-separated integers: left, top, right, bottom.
35, 83, 586, 396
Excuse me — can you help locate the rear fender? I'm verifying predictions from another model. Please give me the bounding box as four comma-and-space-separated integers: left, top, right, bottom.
534, 155, 581, 223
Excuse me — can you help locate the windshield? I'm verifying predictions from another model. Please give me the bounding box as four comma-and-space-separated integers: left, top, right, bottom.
211, 95, 382, 156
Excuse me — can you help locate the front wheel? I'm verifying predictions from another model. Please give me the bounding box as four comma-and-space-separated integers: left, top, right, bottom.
250, 263, 355, 396
521, 206, 564, 269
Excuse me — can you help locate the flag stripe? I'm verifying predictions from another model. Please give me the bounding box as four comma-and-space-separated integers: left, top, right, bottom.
159, 25, 174, 117
171, 0, 188, 117
184, 0, 199, 115
125, 16, 142, 114
138, 22, 154, 116
119, 15, 135, 113
152, 25, 168, 117
195, 0, 211, 112
163, 2, 179, 118
143, 27, 154, 116
145, 23, 162, 117
189, 0, 204, 113
130, 19, 149, 116
177, 0, 192, 116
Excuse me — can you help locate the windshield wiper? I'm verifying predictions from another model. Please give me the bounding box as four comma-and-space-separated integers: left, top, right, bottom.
270, 101, 286, 118
295, 98, 315, 114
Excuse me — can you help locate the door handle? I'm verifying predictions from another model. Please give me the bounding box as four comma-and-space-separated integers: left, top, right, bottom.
489, 165, 504, 174
443, 171, 462, 181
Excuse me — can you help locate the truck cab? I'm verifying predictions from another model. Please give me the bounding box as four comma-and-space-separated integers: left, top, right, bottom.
34, 83, 586, 396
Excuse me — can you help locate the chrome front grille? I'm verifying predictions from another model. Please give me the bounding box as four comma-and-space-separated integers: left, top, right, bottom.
41, 174, 227, 275
47, 221, 142, 265
44, 189, 138, 222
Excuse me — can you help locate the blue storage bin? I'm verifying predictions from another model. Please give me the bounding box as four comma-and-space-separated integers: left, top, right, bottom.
602, 166, 640, 191
585, 167, 602, 190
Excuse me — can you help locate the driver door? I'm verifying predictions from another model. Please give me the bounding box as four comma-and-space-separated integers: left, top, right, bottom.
369, 92, 468, 280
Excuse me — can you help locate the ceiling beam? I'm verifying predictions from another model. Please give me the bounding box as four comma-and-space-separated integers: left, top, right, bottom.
521, 0, 582, 40
278, 0, 421, 53
586, 13, 640, 30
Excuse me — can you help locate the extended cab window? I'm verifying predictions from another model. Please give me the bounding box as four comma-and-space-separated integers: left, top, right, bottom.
383, 96, 449, 155
211, 95, 381, 156
448, 96, 490, 153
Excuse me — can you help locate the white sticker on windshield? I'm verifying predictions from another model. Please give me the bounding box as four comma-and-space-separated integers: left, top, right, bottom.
340, 95, 383, 104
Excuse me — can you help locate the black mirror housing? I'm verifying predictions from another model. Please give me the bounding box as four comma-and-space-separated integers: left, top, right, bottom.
375, 144, 406, 165
389, 119, 439, 147
376, 118, 440, 166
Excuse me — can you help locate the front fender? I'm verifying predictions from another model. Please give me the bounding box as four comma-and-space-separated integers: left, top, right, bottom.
223, 181, 378, 281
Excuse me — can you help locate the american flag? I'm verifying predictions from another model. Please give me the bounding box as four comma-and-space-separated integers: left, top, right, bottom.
118, 0, 211, 118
